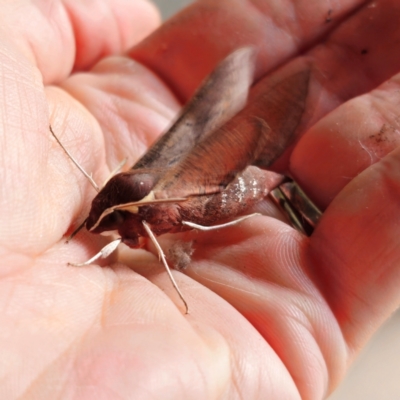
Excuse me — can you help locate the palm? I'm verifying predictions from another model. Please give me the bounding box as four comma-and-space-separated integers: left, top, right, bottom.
2, 0, 400, 399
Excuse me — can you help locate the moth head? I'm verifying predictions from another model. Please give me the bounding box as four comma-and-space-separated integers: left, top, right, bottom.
86, 170, 157, 233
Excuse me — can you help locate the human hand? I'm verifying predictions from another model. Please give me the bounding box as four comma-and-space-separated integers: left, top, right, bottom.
2, 0, 400, 399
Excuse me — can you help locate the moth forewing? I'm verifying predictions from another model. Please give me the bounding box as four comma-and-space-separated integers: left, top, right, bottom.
86, 47, 256, 233
152, 64, 310, 199
132, 47, 256, 170
252, 67, 310, 168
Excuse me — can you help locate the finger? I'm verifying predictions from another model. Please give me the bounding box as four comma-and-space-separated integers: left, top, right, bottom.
115, 254, 301, 399
292, 75, 400, 208
2, 247, 300, 399
282, 0, 400, 390
0, 0, 160, 256
125, 0, 400, 172
59, 56, 182, 169
130, 0, 366, 100
1, 0, 160, 83
63, 0, 161, 71
290, 0, 400, 206
59, 0, 400, 170
308, 145, 400, 354
284, 0, 400, 351
167, 216, 341, 399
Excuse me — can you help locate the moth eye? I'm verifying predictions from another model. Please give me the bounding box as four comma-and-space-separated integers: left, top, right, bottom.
129, 174, 155, 199
105, 172, 155, 202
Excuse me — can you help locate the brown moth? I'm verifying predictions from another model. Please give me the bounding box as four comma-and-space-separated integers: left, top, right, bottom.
52, 47, 310, 313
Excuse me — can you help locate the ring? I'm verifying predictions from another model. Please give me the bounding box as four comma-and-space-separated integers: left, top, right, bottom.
270, 179, 322, 236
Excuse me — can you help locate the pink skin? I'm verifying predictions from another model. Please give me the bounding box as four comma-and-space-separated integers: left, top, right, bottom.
1, 0, 400, 398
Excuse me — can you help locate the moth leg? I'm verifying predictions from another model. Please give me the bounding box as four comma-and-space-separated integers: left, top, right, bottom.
181, 213, 261, 231
68, 238, 122, 267
142, 220, 189, 314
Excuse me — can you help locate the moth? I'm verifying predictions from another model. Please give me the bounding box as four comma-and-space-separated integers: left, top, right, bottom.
51, 47, 310, 313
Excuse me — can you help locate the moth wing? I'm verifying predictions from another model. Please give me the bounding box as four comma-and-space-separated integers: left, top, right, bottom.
133, 47, 255, 170
152, 66, 311, 199
252, 69, 310, 168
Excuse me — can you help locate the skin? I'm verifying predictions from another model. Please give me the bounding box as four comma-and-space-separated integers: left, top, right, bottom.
1, 0, 400, 398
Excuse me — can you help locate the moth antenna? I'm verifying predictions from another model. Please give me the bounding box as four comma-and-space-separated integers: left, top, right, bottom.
142, 220, 189, 314
49, 125, 100, 192
181, 213, 261, 231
